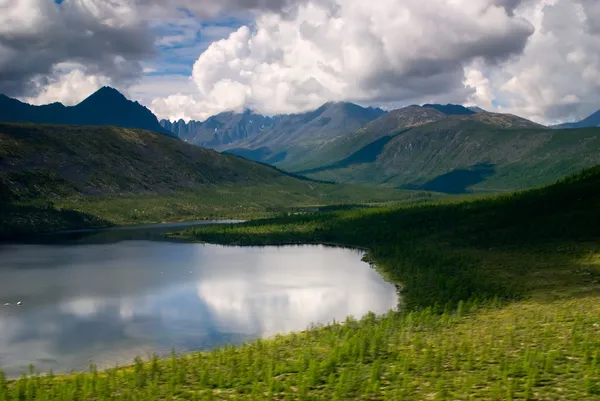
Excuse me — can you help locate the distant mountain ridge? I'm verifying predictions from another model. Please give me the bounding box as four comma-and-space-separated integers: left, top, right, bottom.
293, 107, 600, 193
423, 104, 476, 115
0, 87, 172, 136
551, 109, 600, 129
274, 104, 542, 172
160, 102, 386, 165
159, 102, 539, 172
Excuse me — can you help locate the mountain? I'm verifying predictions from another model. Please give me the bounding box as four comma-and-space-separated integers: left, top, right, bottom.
423, 103, 476, 115
160, 102, 386, 165
293, 108, 600, 193
160, 118, 204, 139
288, 105, 541, 172
172, 110, 274, 148
467, 106, 486, 113
0, 122, 416, 237
0, 87, 172, 136
282, 105, 447, 171
551, 109, 600, 129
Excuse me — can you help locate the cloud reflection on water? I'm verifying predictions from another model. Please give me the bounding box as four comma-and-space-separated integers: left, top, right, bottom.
0, 243, 397, 377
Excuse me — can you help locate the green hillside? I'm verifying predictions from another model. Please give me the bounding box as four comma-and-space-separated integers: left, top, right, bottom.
9, 165, 600, 400
0, 123, 429, 238
161, 102, 386, 168
296, 116, 600, 193
283, 105, 447, 171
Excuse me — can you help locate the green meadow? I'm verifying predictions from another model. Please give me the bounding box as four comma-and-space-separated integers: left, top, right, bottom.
3, 166, 599, 400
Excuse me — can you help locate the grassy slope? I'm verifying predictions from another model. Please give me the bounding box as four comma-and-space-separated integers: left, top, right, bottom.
7, 166, 600, 400
0, 123, 429, 237
284, 106, 448, 172
288, 111, 541, 172
298, 118, 600, 193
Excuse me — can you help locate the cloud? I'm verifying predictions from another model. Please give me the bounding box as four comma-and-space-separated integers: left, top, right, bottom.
490, 0, 600, 123
0, 0, 155, 98
7, 0, 600, 124
128, 74, 197, 105
0, 0, 247, 106
464, 61, 496, 110
150, 0, 534, 120
20, 65, 111, 105
137, 0, 312, 19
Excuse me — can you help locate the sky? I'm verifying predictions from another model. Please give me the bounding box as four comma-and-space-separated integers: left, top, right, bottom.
1, 0, 599, 125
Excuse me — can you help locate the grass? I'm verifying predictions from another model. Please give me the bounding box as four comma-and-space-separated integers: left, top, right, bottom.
176, 166, 600, 310
0, 122, 439, 238
4, 298, 600, 400
3, 167, 600, 399
0, 184, 438, 239
297, 118, 600, 193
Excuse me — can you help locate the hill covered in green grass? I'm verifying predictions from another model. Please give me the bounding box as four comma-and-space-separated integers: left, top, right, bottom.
7, 164, 599, 400
294, 114, 600, 193
0, 123, 429, 238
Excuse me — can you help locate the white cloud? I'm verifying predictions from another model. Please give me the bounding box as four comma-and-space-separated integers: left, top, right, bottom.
490, 0, 600, 124
20, 66, 111, 106
0, 0, 153, 98
150, 94, 201, 121
149, 0, 534, 121
128, 74, 197, 105
10, 0, 600, 124
464, 61, 496, 111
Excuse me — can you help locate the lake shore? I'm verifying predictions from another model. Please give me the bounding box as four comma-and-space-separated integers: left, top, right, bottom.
2, 167, 600, 399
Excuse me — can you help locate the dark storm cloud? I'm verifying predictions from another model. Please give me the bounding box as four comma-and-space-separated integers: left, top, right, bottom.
0, 0, 155, 97
576, 0, 600, 35
356, 5, 534, 107
0, 0, 318, 98
492, 0, 529, 15
136, 0, 313, 18
362, 66, 474, 105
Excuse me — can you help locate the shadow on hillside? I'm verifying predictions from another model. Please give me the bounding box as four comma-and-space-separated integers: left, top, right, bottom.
296, 129, 412, 176
225, 147, 272, 162
400, 163, 496, 194
0, 203, 112, 242
225, 147, 288, 165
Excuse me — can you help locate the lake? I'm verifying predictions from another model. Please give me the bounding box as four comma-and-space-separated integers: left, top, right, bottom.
0, 225, 398, 377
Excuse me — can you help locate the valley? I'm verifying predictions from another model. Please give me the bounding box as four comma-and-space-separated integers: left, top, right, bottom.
5, 1, 600, 399
0, 122, 431, 238
161, 103, 600, 193
298, 121, 600, 193
3, 163, 599, 400
2, 89, 600, 401
160, 102, 386, 168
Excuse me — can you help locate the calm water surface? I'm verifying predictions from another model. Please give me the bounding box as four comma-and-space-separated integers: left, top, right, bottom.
0, 228, 398, 376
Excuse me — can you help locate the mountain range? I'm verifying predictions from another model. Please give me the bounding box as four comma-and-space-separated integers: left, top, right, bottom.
159, 102, 600, 193
160, 102, 386, 166
551, 109, 600, 129
0, 87, 172, 136
296, 115, 600, 193
4, 86, 600, 195
159, 103, 485, 168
